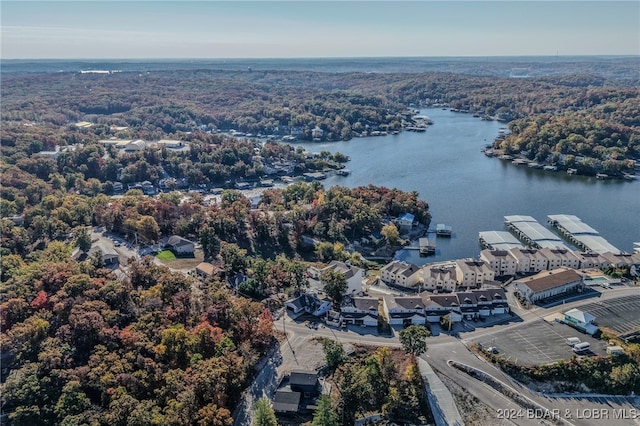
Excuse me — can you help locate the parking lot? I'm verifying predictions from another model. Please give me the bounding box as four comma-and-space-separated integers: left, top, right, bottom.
472, 319, 607, 366
576, 293, 640, 337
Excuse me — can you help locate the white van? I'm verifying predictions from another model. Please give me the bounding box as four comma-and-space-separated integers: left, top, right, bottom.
566, 337, 581, 346
573, 342, 590, 353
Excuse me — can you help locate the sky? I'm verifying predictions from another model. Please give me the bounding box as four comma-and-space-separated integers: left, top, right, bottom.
1, 1, 639, 59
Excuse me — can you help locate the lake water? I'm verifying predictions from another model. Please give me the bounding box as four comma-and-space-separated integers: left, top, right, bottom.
287, 108, 640, 264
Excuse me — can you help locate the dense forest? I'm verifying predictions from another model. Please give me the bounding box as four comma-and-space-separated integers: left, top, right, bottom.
0, 243, 275, 425
2, 68, 639, 179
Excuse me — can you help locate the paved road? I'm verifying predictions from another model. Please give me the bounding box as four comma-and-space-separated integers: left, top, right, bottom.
234, 286, 640, 425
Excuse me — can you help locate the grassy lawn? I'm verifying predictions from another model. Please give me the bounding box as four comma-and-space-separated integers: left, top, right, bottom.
156, 250, 176, 260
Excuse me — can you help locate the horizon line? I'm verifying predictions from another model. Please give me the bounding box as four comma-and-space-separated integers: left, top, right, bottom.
3, 54, 640, 61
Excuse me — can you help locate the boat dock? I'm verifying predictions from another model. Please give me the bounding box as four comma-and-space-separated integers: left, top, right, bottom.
547, 214, 620, 254
419, 238, 436, 255
436, 224, 452, 237
479, 231, 524, 250
504, 215, 570, 250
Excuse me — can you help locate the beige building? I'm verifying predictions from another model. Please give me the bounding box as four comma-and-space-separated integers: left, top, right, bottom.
512, 267, 584, 303
571, 251, 610, 269
380, 260, 421, 288
480, 249, 517, 277
421, 263, 458, 293
454, 259, 495, 288
508, 247, 548, 274
539, 247, 581, 270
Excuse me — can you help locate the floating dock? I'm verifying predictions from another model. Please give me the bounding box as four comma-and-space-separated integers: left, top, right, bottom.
547, 214, 620, 254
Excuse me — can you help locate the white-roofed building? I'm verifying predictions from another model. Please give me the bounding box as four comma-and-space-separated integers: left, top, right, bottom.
548, 214, 620, 254
505, 215, 568, 250
563, 308, 598, 335
479, 231, 524, 251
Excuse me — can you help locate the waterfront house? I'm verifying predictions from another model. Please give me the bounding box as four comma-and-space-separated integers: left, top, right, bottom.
454, 259, 495, 288
512, 267, 584, 303
396, 213, 415, 233
380, 260, 421, 288
480, 249, 517, 277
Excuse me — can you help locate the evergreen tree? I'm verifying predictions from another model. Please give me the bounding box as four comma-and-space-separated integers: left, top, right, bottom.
253, 396, 277, 426
312, 395, 339, 426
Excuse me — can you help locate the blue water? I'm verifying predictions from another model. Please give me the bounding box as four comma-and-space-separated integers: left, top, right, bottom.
287, 108, 640, 264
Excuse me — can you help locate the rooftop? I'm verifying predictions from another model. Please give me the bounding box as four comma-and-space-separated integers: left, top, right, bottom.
515, 268, 582, 293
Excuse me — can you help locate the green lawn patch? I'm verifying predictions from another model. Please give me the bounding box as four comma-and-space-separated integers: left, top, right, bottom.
156, 250, 176, 260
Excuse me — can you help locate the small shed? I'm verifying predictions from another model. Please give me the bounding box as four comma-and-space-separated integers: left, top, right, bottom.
564, 308, 598, 335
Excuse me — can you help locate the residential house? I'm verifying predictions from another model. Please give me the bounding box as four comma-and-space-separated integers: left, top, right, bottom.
454, 259, 495, 288
382, 295, 425, 325
512, 267, 584, 303
195, 262, 218, 279
456, 291, 479, 320
285, 293, 332, 317
473, 288, 509, 315
421, 263, 458, 293
273, 389, 301, 414
289, 371, 320, 398
396, 213, 415, 233
339, 296, 379, 327
380, 260, 421, 288
73, 243, 119, 266
480, 249, 517, 277
422, 294, 462, 323
165, 235, 195, 256
309, 260, 365, 295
